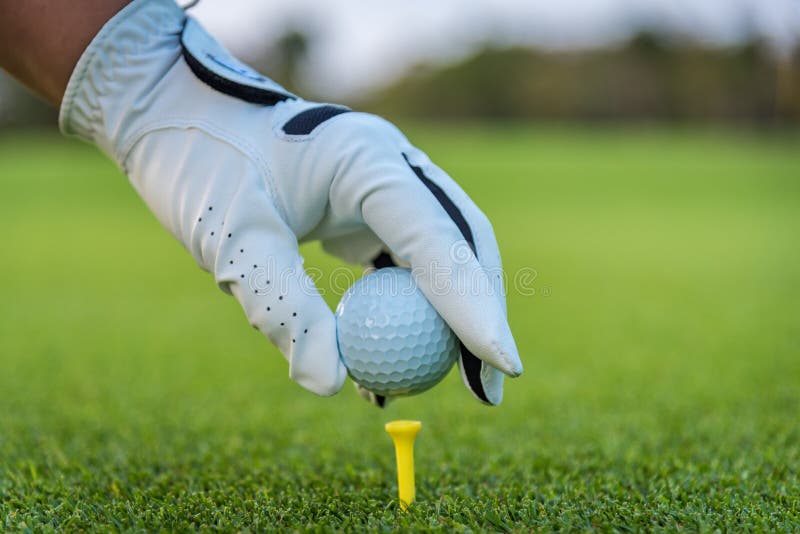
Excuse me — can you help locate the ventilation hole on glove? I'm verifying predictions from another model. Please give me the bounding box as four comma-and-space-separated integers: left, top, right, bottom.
280, 322, 285, 326
208, 206, 213, 211
266, 280, 271, 285
240, 274, 245, 279
229, 260, 234, 265
266, 307, 271, 311
292, 312, 297, 317
253, 264, 257, 268
227, 233, 232, 238
292, 339, 295, 343
279, 296, 283, 300
254, 290, 259, 294
304, 329, 308, 334
240, 249, 244, 253
198, 217, 202, 222
210, 231, 215, 236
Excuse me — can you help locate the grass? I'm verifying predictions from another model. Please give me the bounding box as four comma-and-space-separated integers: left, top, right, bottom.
1, 125, 799, 531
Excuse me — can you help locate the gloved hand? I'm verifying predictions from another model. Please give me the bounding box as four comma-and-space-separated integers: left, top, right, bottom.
59, 0, 522, 405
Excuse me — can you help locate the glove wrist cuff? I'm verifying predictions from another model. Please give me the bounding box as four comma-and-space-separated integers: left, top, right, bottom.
58, 0, 185, 151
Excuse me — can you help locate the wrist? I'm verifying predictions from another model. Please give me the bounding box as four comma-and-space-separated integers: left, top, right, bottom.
0, 0, 133, 107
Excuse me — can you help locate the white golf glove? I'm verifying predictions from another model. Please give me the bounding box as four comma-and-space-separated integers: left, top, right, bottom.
59, 0, 522, 405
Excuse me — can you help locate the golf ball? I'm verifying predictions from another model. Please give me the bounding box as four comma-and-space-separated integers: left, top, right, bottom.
335, 267, 459, 397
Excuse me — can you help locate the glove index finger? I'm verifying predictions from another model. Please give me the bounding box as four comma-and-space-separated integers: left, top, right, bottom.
328, 117, 522, 378
396, 158, 521, 378
400, 153, 518, 405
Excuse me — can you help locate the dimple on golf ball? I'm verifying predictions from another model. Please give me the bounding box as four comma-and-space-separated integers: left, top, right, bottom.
335, 267, 459, 398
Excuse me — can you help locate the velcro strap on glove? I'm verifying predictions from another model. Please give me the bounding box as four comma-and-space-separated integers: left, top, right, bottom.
181, 18, 295, 106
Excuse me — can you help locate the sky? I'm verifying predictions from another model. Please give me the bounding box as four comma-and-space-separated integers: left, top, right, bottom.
191, 0, 800, 98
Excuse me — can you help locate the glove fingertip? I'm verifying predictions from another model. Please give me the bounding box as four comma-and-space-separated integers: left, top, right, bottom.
292, 360, 347, 397
458, 355, 505, 406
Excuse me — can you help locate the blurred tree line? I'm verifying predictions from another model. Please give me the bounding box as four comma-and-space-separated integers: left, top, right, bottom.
360, 33, 799, 124
2, 31, 798, 130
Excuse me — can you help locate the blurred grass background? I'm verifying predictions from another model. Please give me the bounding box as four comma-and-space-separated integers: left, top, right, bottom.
1, 125, 798, 529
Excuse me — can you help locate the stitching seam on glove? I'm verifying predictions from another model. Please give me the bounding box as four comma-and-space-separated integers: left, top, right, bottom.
120, 118, 289, 223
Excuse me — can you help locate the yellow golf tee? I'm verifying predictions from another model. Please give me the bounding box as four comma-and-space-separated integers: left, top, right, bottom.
385, 420, 422, 510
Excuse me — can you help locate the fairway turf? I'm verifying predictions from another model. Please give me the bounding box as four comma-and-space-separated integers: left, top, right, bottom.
1, 126, 799, 531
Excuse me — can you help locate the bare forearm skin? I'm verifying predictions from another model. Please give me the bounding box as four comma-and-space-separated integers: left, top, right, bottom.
0, 0, 131, 106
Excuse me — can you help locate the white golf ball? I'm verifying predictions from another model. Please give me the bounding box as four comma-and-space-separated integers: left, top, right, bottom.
335, 267, 459, 397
